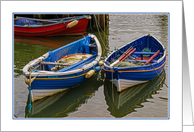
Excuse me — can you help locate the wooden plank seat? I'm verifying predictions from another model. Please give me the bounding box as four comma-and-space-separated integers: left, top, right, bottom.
40, 62, 69, 66
127, 59, 157, 63
131, 51, 162, 61
132, 51, 163, 55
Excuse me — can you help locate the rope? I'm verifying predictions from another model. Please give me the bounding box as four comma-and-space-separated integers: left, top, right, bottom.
93, 64, 95, 71
150, 64, 168, 88
28, 86, 32, 113
111, 67, 114, 103
93, 14, 109, 50
62, 21, 67, 27
111, 67, 114, 90
27, 70, 41, 113
28, 71, 32, 113
94, 15, 106, 34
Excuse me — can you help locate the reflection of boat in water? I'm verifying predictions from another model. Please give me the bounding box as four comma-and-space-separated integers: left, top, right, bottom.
104, 70, 166, 118
14, 35, 83, 49
25, 74, 103, 118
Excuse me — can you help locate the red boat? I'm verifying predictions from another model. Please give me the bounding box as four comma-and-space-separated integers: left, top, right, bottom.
14, 15, 91, 36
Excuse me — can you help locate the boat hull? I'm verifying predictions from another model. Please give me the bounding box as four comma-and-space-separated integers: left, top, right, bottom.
30, 68, 91, 101
14, 18, 89, 36
104, 56, 166, 92
31, 89, 67, 102
112, 79, 148, 92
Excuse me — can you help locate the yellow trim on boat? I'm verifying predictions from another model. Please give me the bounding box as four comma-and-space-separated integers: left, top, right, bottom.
103, 57, 167, 73
35, 73, 85, 80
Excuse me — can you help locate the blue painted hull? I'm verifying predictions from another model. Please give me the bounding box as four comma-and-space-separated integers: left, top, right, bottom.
103, 35, 167, 92
31, 68, 92, 90
105, 56, 166, 82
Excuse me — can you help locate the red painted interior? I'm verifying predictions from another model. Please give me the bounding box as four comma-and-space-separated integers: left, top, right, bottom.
135, 56, 150, 60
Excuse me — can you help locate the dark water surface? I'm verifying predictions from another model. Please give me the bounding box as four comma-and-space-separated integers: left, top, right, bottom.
14, 14, 168, 118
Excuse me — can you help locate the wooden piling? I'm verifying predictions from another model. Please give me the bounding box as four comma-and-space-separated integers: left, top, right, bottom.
33, 14, 42, 19
90, 14, 109, 31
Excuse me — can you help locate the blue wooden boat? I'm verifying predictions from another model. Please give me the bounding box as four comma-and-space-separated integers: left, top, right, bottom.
103, 34, 166, 92
23, 34, 102, 102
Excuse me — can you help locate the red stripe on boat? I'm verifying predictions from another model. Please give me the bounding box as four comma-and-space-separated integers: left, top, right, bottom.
135, 56, 150, 60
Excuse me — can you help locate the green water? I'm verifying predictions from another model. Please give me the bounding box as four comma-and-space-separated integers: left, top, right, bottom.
14, 14, 168, 118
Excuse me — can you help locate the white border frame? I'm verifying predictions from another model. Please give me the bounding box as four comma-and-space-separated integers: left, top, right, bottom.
1, 1, 182, 131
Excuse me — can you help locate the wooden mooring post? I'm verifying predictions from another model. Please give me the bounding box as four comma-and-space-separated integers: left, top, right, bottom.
90, 14, 109, 31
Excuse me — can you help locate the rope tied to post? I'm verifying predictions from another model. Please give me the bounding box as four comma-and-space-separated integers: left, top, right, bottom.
93, 14, 109, 50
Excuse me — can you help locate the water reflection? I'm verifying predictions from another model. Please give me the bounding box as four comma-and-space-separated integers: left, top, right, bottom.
104, 70, 166, 118
14, 35, 83, 49
25, 74, 103, 118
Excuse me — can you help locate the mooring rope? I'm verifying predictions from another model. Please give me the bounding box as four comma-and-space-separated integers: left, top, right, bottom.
27, 70, 41, 113
111, 67, 114, 89
93, 15, 106, 34
28, 71, 32, 113
93, 14, 109, 50
111, 67, 114, 103
150, 64, 168, 88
